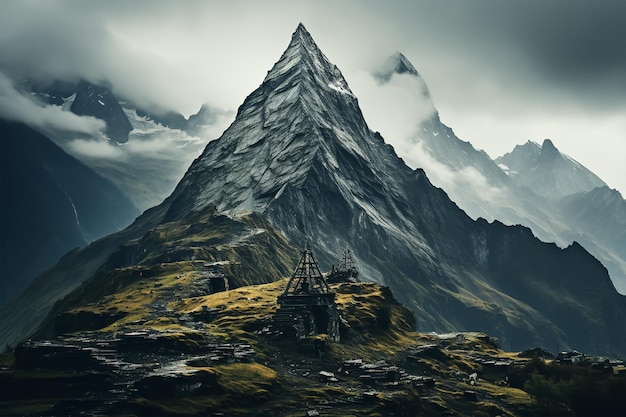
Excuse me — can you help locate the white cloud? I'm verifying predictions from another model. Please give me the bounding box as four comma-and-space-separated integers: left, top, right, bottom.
348, 69, 502, 204
0, 72, 105, 134
67, 139, 124, 159
348, 71, 436, 145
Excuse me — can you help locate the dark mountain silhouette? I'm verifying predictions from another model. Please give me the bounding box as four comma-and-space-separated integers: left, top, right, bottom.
0, 119, 139, 305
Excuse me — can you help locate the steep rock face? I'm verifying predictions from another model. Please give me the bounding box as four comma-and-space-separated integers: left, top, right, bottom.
163, 25, 626, 356
70, 80, 133, 143
496, 139, 607, 198
0, 119, 139, 305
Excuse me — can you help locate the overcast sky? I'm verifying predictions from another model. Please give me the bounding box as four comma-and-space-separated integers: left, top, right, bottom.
1, 0, 625, 195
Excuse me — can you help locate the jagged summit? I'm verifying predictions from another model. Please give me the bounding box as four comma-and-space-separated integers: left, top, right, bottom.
496, 138, 606, 197
375, 51, 420, 81
374, 52, 432, 101
538, 138, 561, 162
165, 24, 397, 223
262, 23, 355, 99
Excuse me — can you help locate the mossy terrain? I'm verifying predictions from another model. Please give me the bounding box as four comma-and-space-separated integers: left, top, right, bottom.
1, 207, 624, 416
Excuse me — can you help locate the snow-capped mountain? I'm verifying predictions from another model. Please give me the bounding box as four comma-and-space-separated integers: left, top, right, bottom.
373, 52, 626, 294
34, 80, 133, 144
496, 139, 607, 198
161, 24, 626, 356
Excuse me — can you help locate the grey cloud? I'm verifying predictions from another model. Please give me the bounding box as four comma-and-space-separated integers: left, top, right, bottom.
350, 68, 501, 204
389, 0, 626, 111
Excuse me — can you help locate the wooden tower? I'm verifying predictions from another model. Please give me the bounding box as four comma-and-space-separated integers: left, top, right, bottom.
275, 243, 340, 342
327, 245, 360, 283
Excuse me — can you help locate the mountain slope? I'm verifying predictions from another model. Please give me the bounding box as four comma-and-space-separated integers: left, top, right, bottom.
556, 186, 626, 292
0, 199, 299, 349
0, 119, 139, 305
162, 24, 626, 357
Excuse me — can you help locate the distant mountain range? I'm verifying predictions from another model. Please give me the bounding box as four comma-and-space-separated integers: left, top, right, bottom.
23, 78, 232, 211
496, 138, 607, 198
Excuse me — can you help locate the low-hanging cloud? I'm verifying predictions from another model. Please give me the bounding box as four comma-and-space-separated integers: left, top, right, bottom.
348, 70, 436, 146
67, 138, 124, 159
0, 72, 105, 134
349, 68, 501, 205
403, 141, 502, 204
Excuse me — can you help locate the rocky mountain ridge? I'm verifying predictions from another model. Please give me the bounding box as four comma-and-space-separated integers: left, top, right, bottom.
496, 139, 607, 198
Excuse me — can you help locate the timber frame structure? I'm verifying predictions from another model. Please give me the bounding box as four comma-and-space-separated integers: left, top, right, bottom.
327, 246, 360, 284
275, 244, 340, 342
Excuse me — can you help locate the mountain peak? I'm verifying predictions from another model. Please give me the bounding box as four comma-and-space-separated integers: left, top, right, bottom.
263, 23, 353, 97
496, 138, 607, 198
287, 23, 317, 53
293, 22, 312, 40
374, 52, 431, 100
540, 138, 560, 161
166, 24, 370, 217
378, 51, 420, 80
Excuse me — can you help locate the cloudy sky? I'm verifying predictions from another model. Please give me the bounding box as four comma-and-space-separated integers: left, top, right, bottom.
1, 0, 625, 195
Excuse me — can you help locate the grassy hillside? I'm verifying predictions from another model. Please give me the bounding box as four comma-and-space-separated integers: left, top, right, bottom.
3, 267, 591, 416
